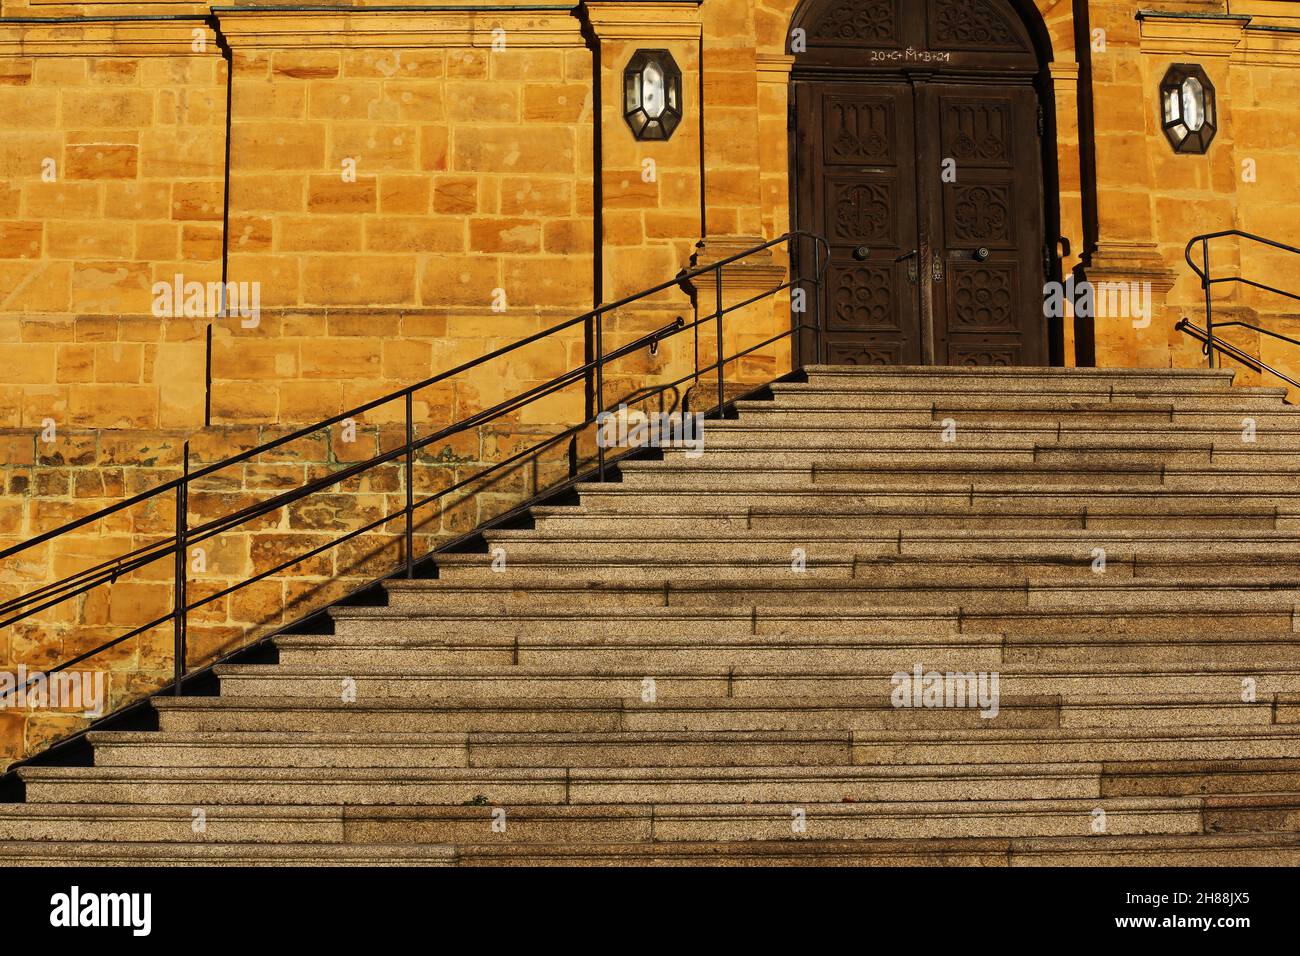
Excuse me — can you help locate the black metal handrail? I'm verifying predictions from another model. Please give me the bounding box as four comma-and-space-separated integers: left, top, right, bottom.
1176, 229, 1300, 387
0, 231, 829, 712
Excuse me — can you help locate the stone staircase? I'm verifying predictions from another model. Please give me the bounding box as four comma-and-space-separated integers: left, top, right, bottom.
5, 364, 1300, 865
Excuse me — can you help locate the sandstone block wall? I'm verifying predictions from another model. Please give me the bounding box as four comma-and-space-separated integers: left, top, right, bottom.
6, 0, 1300, 765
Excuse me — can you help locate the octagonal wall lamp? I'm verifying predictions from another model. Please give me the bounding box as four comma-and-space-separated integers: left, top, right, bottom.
624, 49, 683, 141
1160, 63, 1217, 154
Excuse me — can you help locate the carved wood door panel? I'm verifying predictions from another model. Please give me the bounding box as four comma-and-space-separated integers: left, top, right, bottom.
920, 82, 1047, 366
789, 0, 1049, 368
794, 81, 922, 366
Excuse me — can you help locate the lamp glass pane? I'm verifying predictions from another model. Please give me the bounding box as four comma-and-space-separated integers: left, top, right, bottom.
1163, 89, 1180, 124
1181, 76, 1205, 132
642, 60, 666, 119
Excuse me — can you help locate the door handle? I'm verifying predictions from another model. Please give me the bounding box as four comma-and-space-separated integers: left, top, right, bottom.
932, 253, 944, 283
972, 247, 990, 262
852, 246, 870, 261
895, 249, 918, 284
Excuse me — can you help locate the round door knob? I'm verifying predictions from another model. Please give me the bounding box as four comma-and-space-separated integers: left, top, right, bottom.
852, 246, 870, 261
974, 247, 990, 262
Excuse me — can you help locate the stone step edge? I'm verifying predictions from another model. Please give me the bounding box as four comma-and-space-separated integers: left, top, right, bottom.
83, 727, 1300, 752
147, 692, 1296, 711
380, 576, 1300, 592
0, 795, 1257, 822
212, 661, 1300, 679
279, 631, 1300, 648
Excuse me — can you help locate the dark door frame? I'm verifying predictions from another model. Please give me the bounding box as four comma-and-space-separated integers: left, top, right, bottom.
787, 0, 1067, 369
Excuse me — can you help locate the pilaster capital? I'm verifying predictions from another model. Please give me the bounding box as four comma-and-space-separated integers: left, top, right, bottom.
580, 1, 702, 43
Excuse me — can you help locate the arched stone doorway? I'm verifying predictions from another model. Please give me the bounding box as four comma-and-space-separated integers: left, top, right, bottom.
790, 0, 1059, 367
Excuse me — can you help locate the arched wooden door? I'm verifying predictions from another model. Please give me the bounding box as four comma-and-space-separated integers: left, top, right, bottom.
791, 0, 1052, 367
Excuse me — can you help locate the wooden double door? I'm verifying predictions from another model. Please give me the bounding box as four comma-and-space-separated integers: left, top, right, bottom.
794, 78, 1048, 367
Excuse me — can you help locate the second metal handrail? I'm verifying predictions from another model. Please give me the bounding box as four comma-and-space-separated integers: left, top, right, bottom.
1178, 229, 1300, 384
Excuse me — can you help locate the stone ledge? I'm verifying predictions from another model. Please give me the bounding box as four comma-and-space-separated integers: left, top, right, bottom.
0, 19, 220, 57
212, 8, 584, 49
582, 0, 701, 42
1135, 10, 1300, 62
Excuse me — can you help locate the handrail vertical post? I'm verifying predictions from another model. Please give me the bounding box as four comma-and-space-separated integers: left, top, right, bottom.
405, 391, 415, 578
715, 266, 725, 412
1202, 237, 1215, 369
812, 238, 823, 365
172, 442, 189, 695
595, 309, 606, 482
204, 323, 213, 428
693, 288, 701, 397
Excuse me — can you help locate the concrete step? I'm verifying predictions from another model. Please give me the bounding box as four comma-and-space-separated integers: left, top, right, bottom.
732, 405, 1177, 427
759, 604, 1300, 636
1002, 631, 1300, 665
0, 840, 456, 866
617, 464, 1149, 493
852, 725, 1300, 765
769, 385, 1289, 408
0, 803, 647, 846
150, 692, 1284, 734
798, 365, 1238, 390
433, 546, 1300, 584
705, 421, 1300, 449
1102, 758, 1300, 797
802, 363, 1235, 378
632, 446, 1300, 468
561, 490, 1300, 523
83, 725, 1300, 771
452, 832, 1300, 866
329, 605, 757, 639
0, 797, 1230, 845
87, 731, 474, 770
756, 392, 1290, 412
773, 379, 1288, 404
731, 404, 1300, 429
482, 533, 1300, 558
86, 729, 857, 769
610, 462, 1300, 492
510, 522, 1300, 553
470, 530, 1300, 556
523, 504, 1289, 533
669, 433, 1297, 454
16, 763, 1108, 805
302, 797, 1212, 842
276, 631, 1010, 670
444, 795, 1299, 840
381, 575, 1300, 612
1005, 831, 1300, 866
211, 662, 1300, 700
153, 695, 632, 734
275, 629, 1300, 670
436, 552, 862, 582
0, 802, 346, 844
9, 831, 1300, 866
329, 602, 1300, 638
